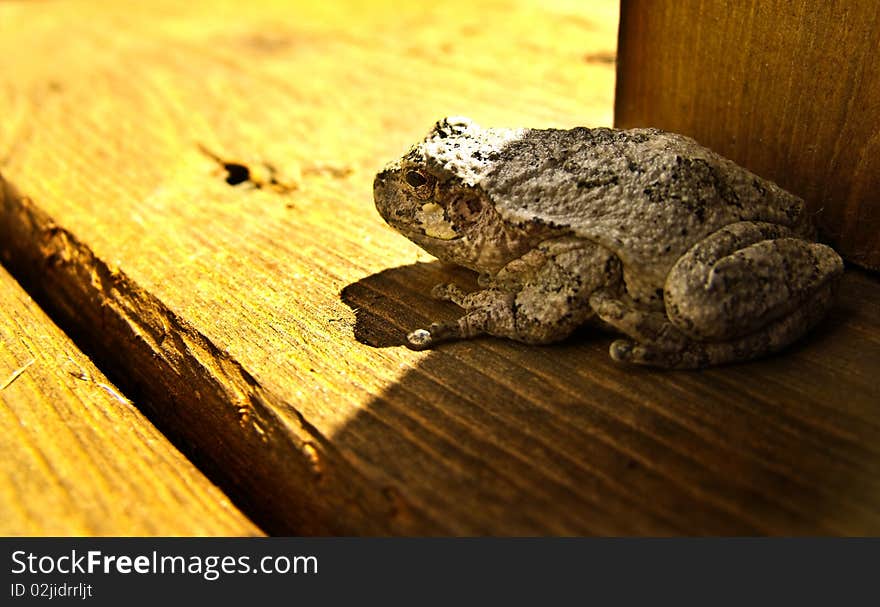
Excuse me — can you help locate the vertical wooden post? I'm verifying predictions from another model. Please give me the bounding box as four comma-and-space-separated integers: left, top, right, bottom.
615, 0, 880, 269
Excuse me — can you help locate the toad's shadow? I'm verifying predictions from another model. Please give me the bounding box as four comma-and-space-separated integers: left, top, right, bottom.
339, 259, 848, 353
335, 261, 866, 534
340, 260, 482, 348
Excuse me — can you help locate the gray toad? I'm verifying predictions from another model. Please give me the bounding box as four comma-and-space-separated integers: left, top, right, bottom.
373, 117, 843, 368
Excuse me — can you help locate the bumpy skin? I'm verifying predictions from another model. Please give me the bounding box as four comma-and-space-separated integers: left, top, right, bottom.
373, 117, 844, 368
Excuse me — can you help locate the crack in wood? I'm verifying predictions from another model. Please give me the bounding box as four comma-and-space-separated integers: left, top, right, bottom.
0, 357, 35, 390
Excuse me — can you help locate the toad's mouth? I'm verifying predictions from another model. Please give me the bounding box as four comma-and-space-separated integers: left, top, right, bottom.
420, 232, 464, 243
380, 214, 463, 244
407, 227, 464, 244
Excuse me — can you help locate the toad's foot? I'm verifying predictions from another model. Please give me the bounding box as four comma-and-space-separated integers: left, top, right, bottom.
592, 284, 835, 368
406, 328, 435, 349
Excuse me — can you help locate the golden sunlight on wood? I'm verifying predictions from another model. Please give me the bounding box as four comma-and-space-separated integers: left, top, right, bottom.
2, 0, 879, 536
0, 267, 259, 535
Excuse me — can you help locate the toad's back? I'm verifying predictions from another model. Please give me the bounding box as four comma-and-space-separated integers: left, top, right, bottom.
481, 127, 811, 294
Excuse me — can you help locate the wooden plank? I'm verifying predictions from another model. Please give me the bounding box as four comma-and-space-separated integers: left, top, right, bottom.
0, 266, 261, 535
1, 0, 879, 535
614, 0, 880, 269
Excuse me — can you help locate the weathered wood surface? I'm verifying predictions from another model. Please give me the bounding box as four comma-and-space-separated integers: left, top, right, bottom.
615, 0, 880, 269
0, 267, 260, 535
1, 0, 879, 535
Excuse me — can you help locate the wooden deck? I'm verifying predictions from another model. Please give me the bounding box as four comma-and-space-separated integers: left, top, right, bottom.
0, 265, 259, 535
1, 0, 878, 535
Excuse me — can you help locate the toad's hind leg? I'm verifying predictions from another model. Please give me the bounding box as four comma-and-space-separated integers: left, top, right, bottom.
664, 221, 843, 341
592, 284, 835, 368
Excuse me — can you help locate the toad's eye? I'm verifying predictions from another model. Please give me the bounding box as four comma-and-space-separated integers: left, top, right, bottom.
404, 169, 435, 199
405, 170, 428, 188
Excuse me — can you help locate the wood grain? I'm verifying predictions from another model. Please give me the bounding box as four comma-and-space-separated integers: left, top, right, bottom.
0, 266, 260, 535
1, 0, 879, 535
615, 0, 880, 269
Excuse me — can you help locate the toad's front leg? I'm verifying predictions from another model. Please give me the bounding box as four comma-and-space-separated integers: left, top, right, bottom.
406, 288, 515, 348
406, 239, 619, 349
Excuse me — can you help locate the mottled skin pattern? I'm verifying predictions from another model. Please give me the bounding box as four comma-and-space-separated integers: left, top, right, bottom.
374, 117, 844, 368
